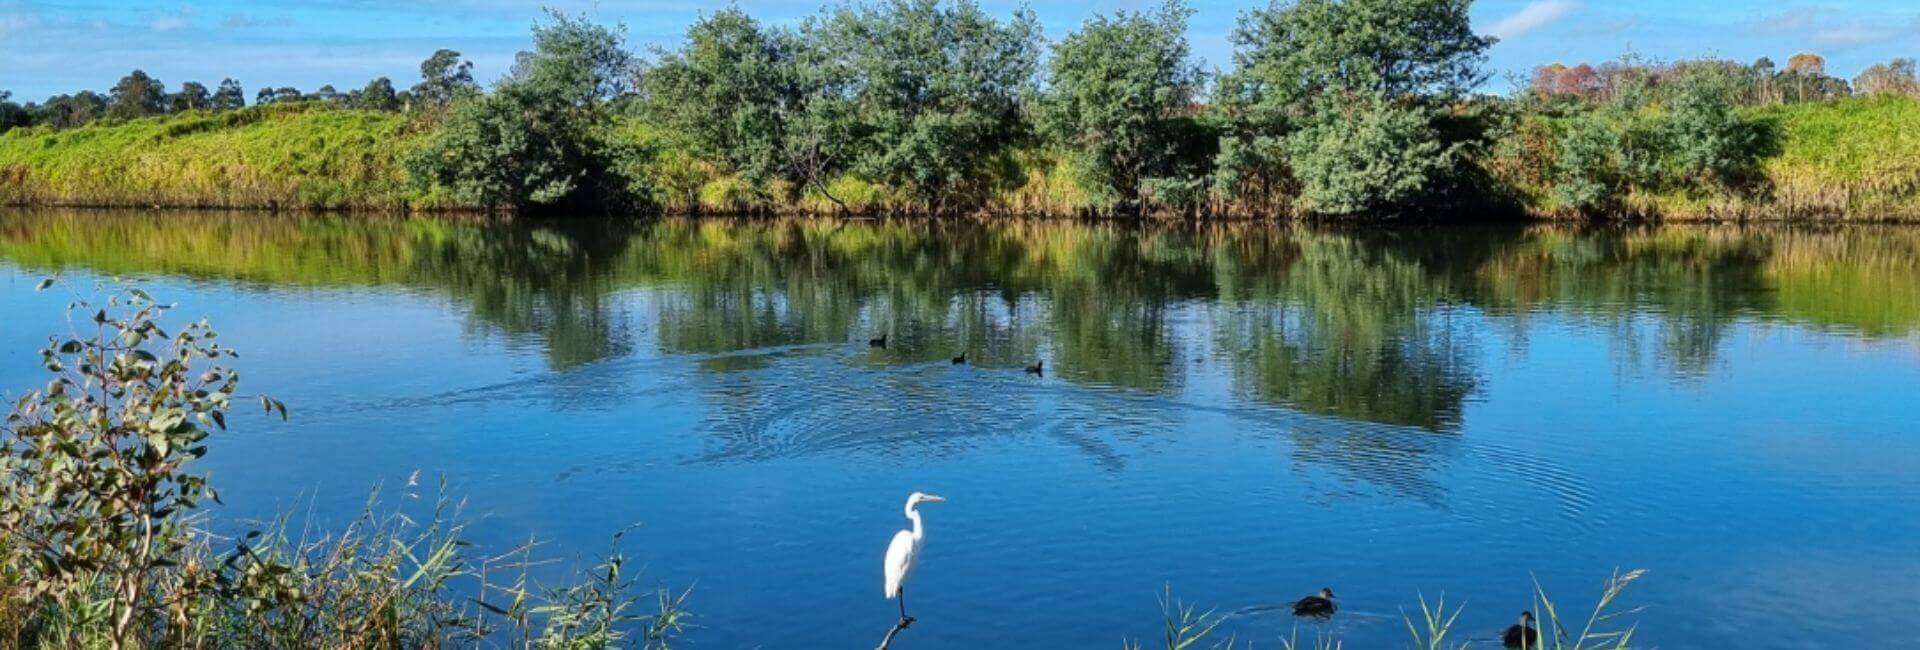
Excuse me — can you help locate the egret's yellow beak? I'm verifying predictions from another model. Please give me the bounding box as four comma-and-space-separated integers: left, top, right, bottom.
921, 494, 947, 503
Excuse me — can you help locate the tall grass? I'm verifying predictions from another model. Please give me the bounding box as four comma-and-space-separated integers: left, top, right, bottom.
1741, 97, 1920, 218
1123, 587, 1232, 650
1402, 592, 1467, 650
1524, 569, 1645, 650
0, 103, 441, 211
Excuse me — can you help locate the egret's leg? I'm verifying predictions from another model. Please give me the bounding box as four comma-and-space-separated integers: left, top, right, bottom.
898, 588, 908, 620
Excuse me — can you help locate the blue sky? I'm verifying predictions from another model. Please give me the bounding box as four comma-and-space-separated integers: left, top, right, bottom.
2, 1, 1917, 101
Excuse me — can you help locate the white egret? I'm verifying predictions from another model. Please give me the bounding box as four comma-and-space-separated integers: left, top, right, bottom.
883, 491, 946, 622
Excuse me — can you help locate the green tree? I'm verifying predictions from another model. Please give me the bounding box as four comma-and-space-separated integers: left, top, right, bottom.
0, 91, 27, 133
804, 0, 1042, 212
509, 10, 637, 105
37, 91, 109, 128
409, 12, 646, 211
313, 84, 343, 105
1550, 110, 1622, 213
1283, 94, 1463, 214
1040, 1, 1205, 212
255, 87, 304, 105
410, 88, 590, 207
109, 69, 168, 119
640, 8, 798, 186
412, 49, 478, 108
1216, 0, 1492, 215
351, 77, 401, 111
211, 78, 246, 110
1661, 69, 1764, 187
169, 81, 211, 112
1855, 58, 1919, 97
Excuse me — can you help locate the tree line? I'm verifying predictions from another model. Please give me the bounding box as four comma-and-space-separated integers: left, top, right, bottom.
4, 0, 1916, 218
1527, 52, 1920, 106
0, 49, 480, 130
406, 0, 1508, 216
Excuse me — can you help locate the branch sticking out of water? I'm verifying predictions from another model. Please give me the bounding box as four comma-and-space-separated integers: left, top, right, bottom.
876, 617, 913, 650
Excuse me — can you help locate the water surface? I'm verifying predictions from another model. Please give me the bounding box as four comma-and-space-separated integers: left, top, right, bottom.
2, 210, 1918, 648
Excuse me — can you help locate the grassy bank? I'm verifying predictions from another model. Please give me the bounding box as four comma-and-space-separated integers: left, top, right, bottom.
1740, 96, 1920, 218
5, 97, 1920, 219
1491, 96, 1920, 221
0, 103, 444, 211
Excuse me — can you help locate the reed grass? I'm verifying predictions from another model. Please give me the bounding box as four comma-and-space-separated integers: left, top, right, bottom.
1278, 628, 1344, 650
1126, 571, 1646, 650
1525, 569, 1645, 650
1402, 592, 1467, 650
1124, 586, 1232, 650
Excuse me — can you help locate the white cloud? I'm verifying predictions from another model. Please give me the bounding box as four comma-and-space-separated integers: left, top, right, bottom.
1756, 7, 1821, 33
1753, 6, 1915, 48
148, 6, 191, 33
1487, 0, 1579, 41
219, 13, 293, 30
0, 11, 35, 39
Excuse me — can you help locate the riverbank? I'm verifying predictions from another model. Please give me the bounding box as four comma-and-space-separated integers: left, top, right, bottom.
4, 98, 1918, 220
0, 103, 446, 211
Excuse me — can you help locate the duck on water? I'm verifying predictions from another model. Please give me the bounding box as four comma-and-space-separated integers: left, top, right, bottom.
1292, 588, 1336, 617
1504, 610, 1538, 648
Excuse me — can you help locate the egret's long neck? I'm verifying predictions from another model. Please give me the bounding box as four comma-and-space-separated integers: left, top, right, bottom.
905, 506, 924, 540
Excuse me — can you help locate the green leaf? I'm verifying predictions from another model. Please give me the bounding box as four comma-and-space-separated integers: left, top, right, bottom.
151, 410, 186, 433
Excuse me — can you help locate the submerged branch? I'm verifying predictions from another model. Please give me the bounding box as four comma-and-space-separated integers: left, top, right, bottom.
875, 617, 913, 650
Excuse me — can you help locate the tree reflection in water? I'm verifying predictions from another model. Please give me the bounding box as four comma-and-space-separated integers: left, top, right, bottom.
5, 209, 1918, 496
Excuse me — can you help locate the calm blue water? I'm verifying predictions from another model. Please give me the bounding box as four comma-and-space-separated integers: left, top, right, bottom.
3, 211, 1919, 648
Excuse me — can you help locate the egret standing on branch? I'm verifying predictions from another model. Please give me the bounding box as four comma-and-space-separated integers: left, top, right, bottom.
883, 491, 946, 624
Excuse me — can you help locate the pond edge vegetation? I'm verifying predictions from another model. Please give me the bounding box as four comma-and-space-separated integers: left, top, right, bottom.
0, 283, 693, 648
2, 0, 1919, 221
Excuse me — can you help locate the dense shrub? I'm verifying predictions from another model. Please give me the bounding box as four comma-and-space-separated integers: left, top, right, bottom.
1216, 0, 1492, 216
1038, 1, 1206, 213
639, 9, 797, 188
409, 12, 650, 212
808, 0, 1042, 213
